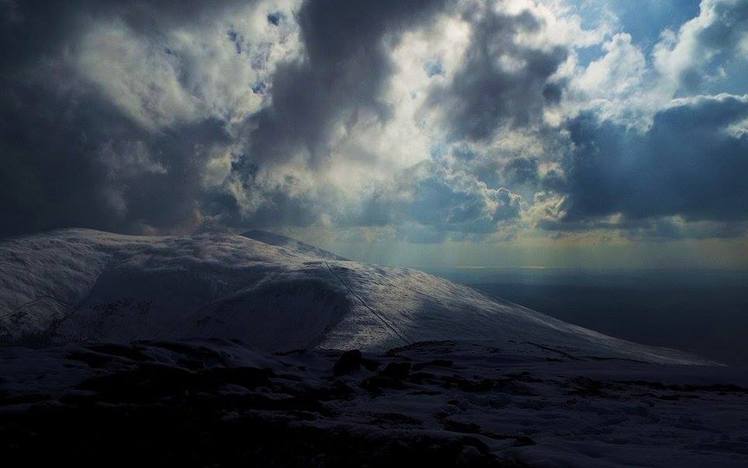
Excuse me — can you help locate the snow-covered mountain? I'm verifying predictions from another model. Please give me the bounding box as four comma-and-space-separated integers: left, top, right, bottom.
0, 229, 712, 364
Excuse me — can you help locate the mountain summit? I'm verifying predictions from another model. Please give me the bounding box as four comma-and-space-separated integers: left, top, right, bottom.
0, 228, 711, 364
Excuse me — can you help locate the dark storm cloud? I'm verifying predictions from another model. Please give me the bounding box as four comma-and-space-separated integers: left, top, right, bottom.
0, 0, 569, 240
2, 0, 747, 243
0, 83, 123, 236
1, 0, 457, 237
0, 0, 248, 73
218, 0, 455, 232
0, 78, 231, 237
0, 0, 240, 237
427, 6, 567, 141
203, 162, 332, 230
242, 0, 448, 168
554, 95, 748, 232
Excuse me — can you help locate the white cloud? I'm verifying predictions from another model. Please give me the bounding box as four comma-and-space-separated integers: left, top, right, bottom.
76, 20, 199, 130
653, 0, 748, 94
574, 33, 646, 99
74, 1, 302, 131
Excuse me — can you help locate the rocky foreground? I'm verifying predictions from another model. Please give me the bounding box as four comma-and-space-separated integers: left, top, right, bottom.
1, 339, 746, 467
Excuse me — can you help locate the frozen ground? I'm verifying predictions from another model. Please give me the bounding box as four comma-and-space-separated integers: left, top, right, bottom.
1, 339, 746, 467
1, 229, 746, 466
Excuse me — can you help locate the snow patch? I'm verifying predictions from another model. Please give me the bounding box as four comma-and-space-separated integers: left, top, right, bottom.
0, 228, 715, 365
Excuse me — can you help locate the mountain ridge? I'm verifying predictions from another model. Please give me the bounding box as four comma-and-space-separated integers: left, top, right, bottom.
0, 228, 715, 365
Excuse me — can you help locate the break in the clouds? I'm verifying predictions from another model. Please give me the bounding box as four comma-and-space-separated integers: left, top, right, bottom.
1, 0, 747, 244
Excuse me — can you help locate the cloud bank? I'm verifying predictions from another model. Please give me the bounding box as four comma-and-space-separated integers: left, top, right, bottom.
1, 0, 747, 243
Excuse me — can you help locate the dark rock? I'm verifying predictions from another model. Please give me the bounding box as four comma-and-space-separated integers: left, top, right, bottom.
360, 375, 405, 392
456, 446, 483, 466
443, 418, 481, 434
513, 436, 536, 447
78, 363, 197, 402
413, 359, 454, 371
568, 377, 609, 398
369, 412, 423, 426
381, 362, 411, 380
334, 350, 362, 376
441, 375, 495, 393
361, 357, 381, 371
200, 367, 274, 389
84, 344, 150, 362
66, 350, 120, 368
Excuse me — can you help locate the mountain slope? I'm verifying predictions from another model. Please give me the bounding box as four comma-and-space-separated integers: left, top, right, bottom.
241, 229, 348, 261
0, 229, 713, 364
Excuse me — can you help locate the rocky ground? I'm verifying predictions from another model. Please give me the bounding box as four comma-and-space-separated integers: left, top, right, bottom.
1, 339, 746, 467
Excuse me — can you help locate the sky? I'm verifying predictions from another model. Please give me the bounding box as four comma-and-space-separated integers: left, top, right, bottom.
1, 0, 747, 269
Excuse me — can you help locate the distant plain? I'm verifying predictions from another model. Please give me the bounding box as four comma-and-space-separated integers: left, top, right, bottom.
428, 268, 748, 365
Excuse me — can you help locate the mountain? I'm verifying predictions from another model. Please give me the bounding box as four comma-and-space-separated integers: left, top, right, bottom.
4, 229, 748, 467
241, 229, 348, 261
0, 228, 712, 364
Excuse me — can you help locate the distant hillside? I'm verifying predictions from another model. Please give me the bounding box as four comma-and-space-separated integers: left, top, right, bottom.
0, 228, 713, 365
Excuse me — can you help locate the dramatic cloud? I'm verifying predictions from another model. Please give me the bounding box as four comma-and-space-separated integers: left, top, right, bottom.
427, 4, 568, 141
362, 160, 522, 242
0, 77, 233, 235
0, 0, 296, 236
548, 94, 748, 234
244, 0, 448, 166
654, 0, 748, 94
0, 0, 747, 247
